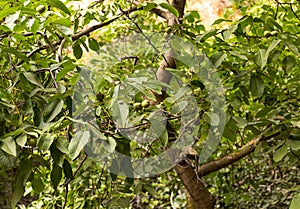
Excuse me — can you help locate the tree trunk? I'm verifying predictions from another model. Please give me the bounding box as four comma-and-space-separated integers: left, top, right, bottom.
154, 1, 215, 208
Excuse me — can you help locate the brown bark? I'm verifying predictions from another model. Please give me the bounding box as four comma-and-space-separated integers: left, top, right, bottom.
175, 162, 215, 209
198, 132, 280, 177
154, 1, 215, 208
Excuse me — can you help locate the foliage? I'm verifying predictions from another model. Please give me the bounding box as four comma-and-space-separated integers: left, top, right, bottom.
0, 0, 299, 208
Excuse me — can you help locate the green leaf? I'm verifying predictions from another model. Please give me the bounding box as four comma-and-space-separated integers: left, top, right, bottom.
7, 48, 29, 62
46, 100, 63, 122
266, 39, 281, 55
63, 159, 73, 179
72, 44, 83, 59
1, 137, 17, 157
143, 184, 156, 196
51, 163, 62, 190
88, 38, 99, 52
54, 136, 69, 154
160, 3, 179, 17
126, 81, 156, 100
282, 55, 295, 75
46, 0, 71, 15
210, 52, 227, 68
112, 100, 129, 128
32, 178, 44, 193
38, 134, 54, 151
286, 140, 300, 151
103, 137, 117, 153
229, 51, 248, 60
11, 158, 33, 208
222, 23, 238, 40
143, 2, 156, 11
255, 49, 267, 69
50, 144, 64, 166
250, 74, 265, 97
206, 112, 220, 126
120, 158, 133, 177
273, 145, 288, 162
286, 42, 299, 56
174, 86, 189, 100
212, 18, 232, 25
69, 130, 90, 160
16, 134, 27, 147
171, 101, 188, 114
149, 118, 166, 138
199, 29, 218, 42
118, 197, 130, 207
290, 193, 300, 209
0, 7, 17, 20
23, 72, 44, 88
291, 121, 300, 128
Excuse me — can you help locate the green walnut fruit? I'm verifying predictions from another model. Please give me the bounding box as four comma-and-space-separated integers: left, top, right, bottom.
133, 102, 142, 109
36, 5, 46, 14
141, 100, 150, 108
28, 138, 37, 147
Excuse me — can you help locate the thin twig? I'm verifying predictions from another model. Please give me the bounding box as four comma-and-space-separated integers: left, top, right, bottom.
72, 6, 140, 41
120, 5, 171, 67
49, 69, 59, 89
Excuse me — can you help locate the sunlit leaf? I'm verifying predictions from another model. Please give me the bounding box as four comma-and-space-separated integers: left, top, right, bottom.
290, 193, 300, 209
143, 2, 156, 11
69, 130, 90, 160
1, 137, 16, 156
255, 49, 267, 69
46, 0, 71, 15
160, 3, 179, 17
16, 134, 27, 147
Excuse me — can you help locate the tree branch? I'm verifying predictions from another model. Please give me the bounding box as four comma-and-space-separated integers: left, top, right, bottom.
71, 6, 140, 41
198, 132, 280, 177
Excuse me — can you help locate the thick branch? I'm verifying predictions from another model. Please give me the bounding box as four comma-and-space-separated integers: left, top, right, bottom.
152, 0, 214, 208
198, 132, 280, 177
175, 163, 214, 209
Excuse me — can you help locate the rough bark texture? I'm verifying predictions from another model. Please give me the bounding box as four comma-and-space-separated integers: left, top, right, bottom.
154, 1, 215, 208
